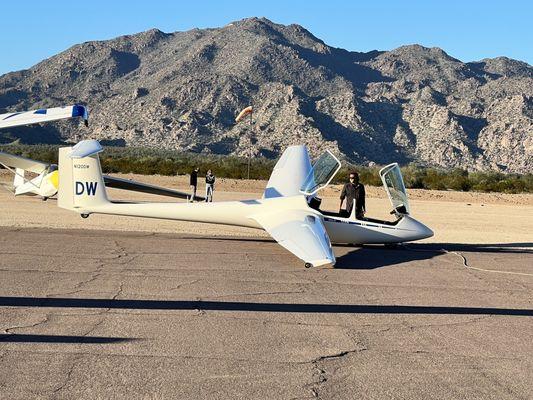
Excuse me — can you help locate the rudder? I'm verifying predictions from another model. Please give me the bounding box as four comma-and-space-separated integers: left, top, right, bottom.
58, 140, 109, 212
13, 168, 25, 188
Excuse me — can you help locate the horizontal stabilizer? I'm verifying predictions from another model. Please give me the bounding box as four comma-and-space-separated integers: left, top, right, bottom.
69, 140, 103, 158
103, 175, 205, 201
0, 105, 89, 129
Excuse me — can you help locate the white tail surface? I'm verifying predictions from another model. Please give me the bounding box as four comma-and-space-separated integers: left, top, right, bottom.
58, 144, 109, 212
13, 168, 25, 188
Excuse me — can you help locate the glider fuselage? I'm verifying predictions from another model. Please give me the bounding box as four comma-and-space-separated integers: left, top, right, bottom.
77, 195, 432, 245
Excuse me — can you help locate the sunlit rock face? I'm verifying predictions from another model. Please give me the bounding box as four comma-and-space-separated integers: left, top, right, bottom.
1, 18, 531, 173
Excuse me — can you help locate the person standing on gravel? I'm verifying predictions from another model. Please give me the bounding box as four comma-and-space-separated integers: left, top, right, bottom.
205, 169, 216, 202
189, 167, 199, 202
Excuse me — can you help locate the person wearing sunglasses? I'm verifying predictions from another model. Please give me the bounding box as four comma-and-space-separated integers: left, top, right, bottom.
339, 171, 366, 219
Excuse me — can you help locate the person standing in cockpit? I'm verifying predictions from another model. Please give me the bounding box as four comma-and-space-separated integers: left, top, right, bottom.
340, 171, 365, 219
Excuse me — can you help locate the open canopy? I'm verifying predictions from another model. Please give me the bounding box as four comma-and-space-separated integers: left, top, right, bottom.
299, 150, 341, 196
379, 163, 410, 215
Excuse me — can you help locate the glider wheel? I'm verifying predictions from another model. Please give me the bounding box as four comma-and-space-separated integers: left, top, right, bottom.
42, 197, 48, 202
81, 213, 90, 219
304, 262, 313, 269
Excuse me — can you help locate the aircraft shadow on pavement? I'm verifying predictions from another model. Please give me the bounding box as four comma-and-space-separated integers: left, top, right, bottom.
334, 242, 533, 270
334, 245, 440, 269
425, 242, 533, 254
0, 297, 531, 317
185, 238, 532, 270
0, 333, 136, 344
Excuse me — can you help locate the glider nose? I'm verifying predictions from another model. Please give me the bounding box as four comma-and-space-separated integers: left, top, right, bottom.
413, 219, 434, 240
419, 222, 434, 239
402, 216, 434, 241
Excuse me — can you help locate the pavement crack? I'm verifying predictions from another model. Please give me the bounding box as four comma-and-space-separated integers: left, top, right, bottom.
208, 289, 304, 299
306, 331, 368, 398
406, 315, 491, 330
112, 281, 125, 301
312, 348, 364, 364
50, 280, 127, 395
168, 279, 201, 292
3, 314, 50, 334
52, 356, 78, 395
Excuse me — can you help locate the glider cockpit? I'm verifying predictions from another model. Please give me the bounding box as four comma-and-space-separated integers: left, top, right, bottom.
302, 150, 411, 225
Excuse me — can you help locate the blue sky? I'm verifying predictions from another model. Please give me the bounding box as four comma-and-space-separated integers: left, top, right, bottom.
0, 0, 531, 75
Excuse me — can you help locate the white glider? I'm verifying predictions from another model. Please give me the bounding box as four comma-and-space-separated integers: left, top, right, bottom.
57, 140, 433, 268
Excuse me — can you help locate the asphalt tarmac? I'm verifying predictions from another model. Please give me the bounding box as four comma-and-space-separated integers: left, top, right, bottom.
0, 227, 532, 399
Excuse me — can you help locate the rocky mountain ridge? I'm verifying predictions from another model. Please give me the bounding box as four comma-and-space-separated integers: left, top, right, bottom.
0, 17, 531, 172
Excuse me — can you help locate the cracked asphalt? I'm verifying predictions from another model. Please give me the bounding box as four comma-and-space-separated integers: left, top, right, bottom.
0, 227, 532, 399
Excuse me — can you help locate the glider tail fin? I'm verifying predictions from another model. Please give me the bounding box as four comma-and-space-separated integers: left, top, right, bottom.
13, 168, 25, 188
58, 140, 109, 212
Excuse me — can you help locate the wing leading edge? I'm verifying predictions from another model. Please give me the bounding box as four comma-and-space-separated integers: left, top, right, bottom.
252, 209, 335, 267
0, 151, 50, 174
0, 105, 89, 129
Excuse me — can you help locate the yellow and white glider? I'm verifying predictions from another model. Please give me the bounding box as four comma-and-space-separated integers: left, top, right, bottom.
0, 104, 89, 198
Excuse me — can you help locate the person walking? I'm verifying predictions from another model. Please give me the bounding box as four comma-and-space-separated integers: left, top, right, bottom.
339, 171, 366, 219
205, 169, 215, 202
189, 167, 199, 202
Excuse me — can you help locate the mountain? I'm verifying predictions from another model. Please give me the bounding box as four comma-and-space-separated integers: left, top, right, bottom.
0, 17, 531, 173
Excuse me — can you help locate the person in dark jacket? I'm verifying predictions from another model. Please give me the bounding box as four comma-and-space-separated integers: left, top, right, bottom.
205, 169, 215, 202
339, 171, 366, 219
189, 167, 199, 202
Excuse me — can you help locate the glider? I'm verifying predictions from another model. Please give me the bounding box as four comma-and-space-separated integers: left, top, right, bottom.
57, 140, 433, 268
0, 149, 203, 201
0, 105, 204, 201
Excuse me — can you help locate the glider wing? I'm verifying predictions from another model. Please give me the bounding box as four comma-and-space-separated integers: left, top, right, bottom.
0, 151, 50, 174
0, 105, 89, 129
252, 209, 335, 267
103, 175, 205, 202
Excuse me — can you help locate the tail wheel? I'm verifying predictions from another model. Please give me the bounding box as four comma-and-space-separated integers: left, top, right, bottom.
81, 213, 89, 219
304, 262, 313, 269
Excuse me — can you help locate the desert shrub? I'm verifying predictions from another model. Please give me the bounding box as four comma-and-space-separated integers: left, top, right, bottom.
0, 143, 531, 193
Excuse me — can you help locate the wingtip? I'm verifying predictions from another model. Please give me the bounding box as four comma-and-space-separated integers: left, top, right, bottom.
308, 258, 336, 268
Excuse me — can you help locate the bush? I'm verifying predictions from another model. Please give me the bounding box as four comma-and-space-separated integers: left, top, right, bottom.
1, 143, 531, 193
